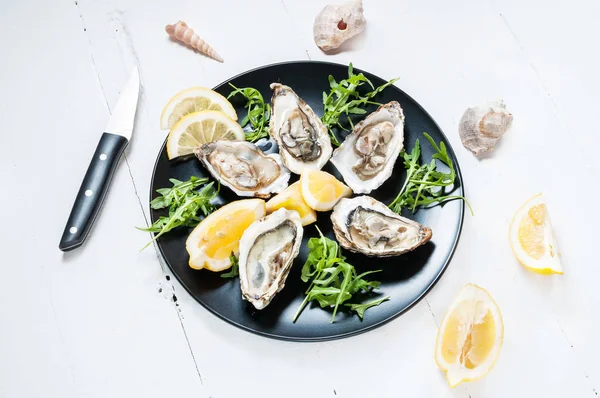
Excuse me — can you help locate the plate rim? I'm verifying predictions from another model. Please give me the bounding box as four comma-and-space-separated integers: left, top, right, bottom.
149, 60, 465, 342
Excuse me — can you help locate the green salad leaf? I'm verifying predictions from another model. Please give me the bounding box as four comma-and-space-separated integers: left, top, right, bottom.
345, 296, 390, 320
138, 176, 219, 250
321, 63, 398, 146
220, 253, 240, 279
293, 227, 388, 323
227, 84, 271, 142
389, 133, 473, 214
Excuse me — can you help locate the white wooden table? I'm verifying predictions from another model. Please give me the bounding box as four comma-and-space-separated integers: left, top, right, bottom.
1, 0, 599, 397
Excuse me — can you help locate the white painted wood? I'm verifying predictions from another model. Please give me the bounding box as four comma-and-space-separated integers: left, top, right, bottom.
0, 1, 205, 397
1, 0, 598, 397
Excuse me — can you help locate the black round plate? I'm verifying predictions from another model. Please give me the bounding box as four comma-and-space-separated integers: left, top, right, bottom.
150, 61, 464, 341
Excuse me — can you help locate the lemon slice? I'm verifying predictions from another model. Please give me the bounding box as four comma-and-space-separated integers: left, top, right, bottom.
266, 182, 317, 226
509, 193, 562, 274
186, 199, 266, 272
300, 169, 352, 212
160, 87, 237, 130
166, 111, 245, 159
435, 283, 504, 388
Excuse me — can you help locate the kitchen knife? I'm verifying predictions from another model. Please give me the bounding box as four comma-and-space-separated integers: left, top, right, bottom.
59, 67, 140, 252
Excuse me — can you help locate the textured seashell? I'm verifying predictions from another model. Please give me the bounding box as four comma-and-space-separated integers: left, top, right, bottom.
165, 21, 224, 63
313, 0, 366, 52
458, 101, 513, 155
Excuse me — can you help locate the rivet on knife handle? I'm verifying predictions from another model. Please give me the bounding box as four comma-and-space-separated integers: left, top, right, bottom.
59, 133, 129, 252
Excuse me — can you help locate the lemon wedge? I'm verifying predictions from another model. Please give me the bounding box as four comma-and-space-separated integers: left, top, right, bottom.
509, 194, 562, 274
160, 87, 237, 130
435, 283, 504, 388
166, 111, 244, 160
266, 182, 317, 226
186, 199, 266, 271
300, 169, 352, 212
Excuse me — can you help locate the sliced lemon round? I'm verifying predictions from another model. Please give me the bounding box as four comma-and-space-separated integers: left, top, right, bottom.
160, 87, 237, 130
266, 182, 317, 226
300, 169, 352, 212
509, 193, 562, 274
166, 111, 245, 160
186, 199, 266, 272
435, 283, 504, 388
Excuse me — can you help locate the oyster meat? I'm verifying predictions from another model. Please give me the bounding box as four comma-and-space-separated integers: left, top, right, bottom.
331, 196, 432, 257
269, 83, 332, 174
238, 208, 303, 309
195, 140, 290, 198
330, 101, 405, 194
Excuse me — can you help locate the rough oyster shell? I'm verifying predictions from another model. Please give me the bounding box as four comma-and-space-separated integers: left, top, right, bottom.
195, 140, 290, 199
331, 196, 432, 257
313, 0, 366, 52
269, 83, 332, 174
330, 101, 405, 194
238, 208, 303, 309
458, 101, 513, 155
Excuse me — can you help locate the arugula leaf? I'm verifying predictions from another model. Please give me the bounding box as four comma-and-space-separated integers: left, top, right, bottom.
227, 84, 271, 142
149, 177, 205, 210
348, 270, 382, 294
138, 177, 219, 250
220, 253, 240, 279
293, 227, 388, 323
346, 296, 390, 320
389, 133, 473, 215
321, 62, 399, 146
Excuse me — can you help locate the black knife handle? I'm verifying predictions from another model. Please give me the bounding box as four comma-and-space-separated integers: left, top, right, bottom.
59, 133, 129, 252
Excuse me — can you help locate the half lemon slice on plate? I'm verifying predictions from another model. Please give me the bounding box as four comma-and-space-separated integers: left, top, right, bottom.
435, 283, 504, 388
160, 87, 237, 130
300, 169, 352, 212
509, 193, 562, 274
166, 111, 244, 159
186, 199, 266, 272
266, 182, 317, 226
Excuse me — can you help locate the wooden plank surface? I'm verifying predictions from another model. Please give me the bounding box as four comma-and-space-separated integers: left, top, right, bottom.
0, 0, 597, 397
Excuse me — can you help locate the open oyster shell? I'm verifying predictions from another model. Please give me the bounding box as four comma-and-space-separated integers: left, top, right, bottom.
269, 83, 332, 174
331, 196, 432, 257
330, 101, 405, 194
238, 208, 303, 310
195, 140, 290, 199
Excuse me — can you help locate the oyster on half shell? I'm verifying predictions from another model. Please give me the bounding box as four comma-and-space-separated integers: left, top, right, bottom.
330, 101, 405, 194
269, 83, 332, 174
331, 196, 432, 257
238, 208, 303, 310
195, 140, 290, 199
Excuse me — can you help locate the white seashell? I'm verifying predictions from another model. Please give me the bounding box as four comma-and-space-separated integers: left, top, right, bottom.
313, 0, 366, 52
165, 21, 224, 63
458, 101, 513, 155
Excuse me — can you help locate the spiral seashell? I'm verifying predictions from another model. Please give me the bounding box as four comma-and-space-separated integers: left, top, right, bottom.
313, 0, 366, 52
165, 21, 224, 63
458, 101, 513, 155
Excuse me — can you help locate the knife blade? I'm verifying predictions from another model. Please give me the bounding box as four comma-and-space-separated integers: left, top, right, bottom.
59, 67, 140, 252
